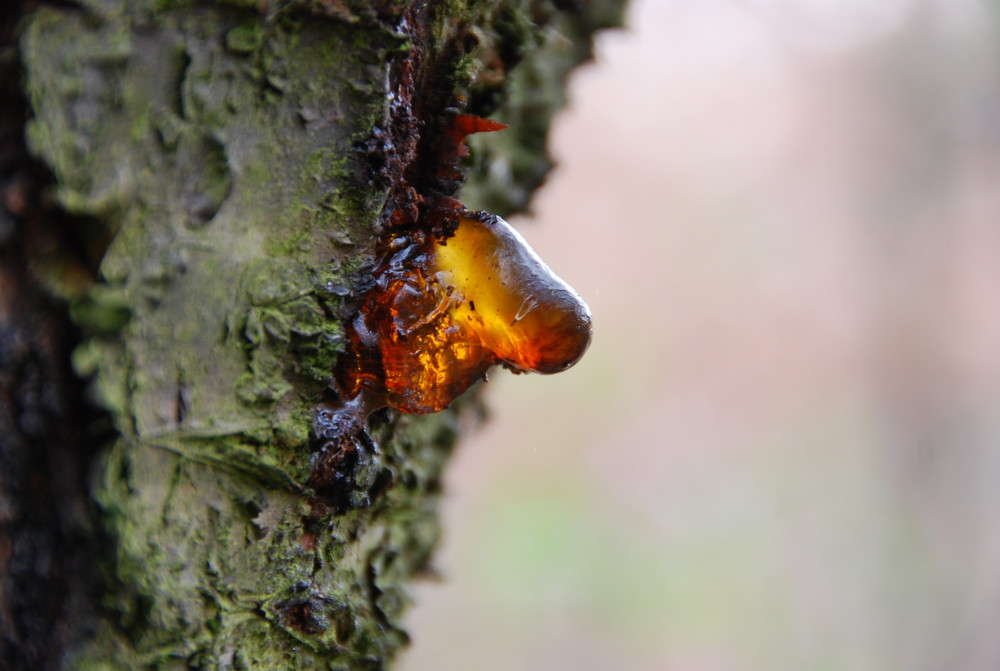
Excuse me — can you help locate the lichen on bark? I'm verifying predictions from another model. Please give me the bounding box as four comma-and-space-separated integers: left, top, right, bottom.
14, 0, 623, 668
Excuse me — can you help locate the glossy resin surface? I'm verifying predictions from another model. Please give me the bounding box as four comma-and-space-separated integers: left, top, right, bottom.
335, 211, 592, 416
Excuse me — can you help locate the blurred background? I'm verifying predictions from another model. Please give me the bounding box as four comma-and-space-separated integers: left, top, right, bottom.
402, 0, 1000, 669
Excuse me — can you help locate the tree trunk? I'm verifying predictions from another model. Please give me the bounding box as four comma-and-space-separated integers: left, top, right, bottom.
0, 0, 624, 668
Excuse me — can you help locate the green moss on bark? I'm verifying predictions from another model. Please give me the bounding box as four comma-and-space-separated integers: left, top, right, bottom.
22, 3, 456, 668
19, 0, 624, 668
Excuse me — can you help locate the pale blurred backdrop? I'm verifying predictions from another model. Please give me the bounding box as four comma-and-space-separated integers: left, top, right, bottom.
401, 1, 1000, 669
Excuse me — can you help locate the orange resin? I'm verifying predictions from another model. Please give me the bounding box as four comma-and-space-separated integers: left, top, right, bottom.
334, 211, 592, 416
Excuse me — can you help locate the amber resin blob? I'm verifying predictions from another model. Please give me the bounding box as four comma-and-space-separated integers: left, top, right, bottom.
333, 211, 592, 423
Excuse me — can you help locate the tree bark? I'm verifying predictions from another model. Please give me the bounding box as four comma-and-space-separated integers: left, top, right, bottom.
1, 0, 624, 668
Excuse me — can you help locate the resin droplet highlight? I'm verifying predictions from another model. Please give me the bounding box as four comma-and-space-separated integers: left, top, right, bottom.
334, 211, 592, 418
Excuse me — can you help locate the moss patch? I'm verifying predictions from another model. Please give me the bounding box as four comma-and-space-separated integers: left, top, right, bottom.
21, 0, 624, 668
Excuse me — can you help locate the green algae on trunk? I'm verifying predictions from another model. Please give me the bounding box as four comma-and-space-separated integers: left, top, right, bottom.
16, 0, 623, 668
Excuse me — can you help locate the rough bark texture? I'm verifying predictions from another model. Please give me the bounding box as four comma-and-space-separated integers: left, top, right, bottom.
2, 0, 624, 669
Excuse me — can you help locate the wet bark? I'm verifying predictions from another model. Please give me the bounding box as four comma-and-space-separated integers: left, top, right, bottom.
0, 0, 623, 669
